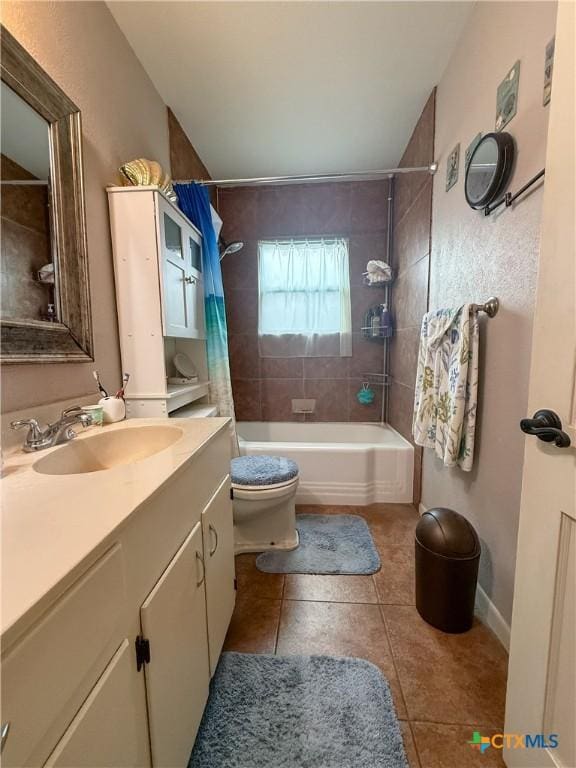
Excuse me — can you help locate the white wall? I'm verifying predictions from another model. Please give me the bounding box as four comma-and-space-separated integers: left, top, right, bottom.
1, 1, 170, 413
423, 1, 557, 625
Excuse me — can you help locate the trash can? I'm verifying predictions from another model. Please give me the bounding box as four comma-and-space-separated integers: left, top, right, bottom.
415, 508, 480, 633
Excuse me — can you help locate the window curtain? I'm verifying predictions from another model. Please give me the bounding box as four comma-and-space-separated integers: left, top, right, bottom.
258, 238, 352, 358
174, 183, 238, 452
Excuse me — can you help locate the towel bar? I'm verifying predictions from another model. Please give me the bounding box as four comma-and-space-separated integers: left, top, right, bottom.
471, 297, 499, 317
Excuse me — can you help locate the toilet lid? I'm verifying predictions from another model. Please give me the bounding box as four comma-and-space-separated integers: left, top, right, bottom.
231, 455, 299, 487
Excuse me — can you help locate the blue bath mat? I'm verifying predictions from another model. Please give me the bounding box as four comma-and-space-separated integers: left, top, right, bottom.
255, 514, 381, 575
189, 652, 407, 768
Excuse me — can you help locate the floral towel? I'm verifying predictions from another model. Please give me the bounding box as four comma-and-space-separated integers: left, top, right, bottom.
413, 304, 479, 471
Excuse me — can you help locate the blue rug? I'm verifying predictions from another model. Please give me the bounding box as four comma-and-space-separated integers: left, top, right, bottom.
189, 652, 408, 768
255, 514, 381, 574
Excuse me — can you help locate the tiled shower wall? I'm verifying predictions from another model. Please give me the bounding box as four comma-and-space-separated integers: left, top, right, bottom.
0, 154, 52, 321
388, 90, 436, 503
218, 181, 390, 422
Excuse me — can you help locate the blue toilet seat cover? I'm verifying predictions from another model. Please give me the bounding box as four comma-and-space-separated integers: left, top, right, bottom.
231, 455, 299, 487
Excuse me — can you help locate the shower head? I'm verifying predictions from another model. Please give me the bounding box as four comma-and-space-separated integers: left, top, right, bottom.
220, 240, 244, 259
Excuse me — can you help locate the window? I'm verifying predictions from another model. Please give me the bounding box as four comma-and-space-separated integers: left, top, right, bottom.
258, 238, 352, 357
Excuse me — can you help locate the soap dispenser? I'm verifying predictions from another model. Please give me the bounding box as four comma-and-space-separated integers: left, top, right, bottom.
379, 304, 393, 338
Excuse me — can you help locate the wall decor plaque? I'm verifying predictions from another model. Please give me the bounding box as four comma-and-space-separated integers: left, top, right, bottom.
543, 38, 555, 106
496, 61, 520, 131
446, 143, 460, 192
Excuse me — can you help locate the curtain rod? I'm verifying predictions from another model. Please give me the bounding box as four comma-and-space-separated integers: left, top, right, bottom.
175, 163, 438, 188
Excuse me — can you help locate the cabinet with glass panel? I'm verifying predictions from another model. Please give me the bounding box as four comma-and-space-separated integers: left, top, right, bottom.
107, 186, 210, 418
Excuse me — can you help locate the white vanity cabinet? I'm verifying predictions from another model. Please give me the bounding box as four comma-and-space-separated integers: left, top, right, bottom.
43, 640, 149, 768
1, 421, 235, 768
0, 544, 132, 768
202, 477, 237, 675
138, 473, 235, 766
107, 186, 210, 417
140, 521, 210, 768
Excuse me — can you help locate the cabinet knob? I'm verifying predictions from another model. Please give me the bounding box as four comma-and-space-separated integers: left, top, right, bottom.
1, 722, 10, 753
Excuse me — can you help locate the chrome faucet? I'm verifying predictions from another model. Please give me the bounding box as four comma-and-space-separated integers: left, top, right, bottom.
11, 407, 94, 452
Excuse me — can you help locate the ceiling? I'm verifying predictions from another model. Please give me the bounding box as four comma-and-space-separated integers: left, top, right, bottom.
108, 1, 474, 180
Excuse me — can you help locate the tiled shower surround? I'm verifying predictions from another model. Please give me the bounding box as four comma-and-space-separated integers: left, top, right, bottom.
218, 180, 391, 423
388, 90, 435, 503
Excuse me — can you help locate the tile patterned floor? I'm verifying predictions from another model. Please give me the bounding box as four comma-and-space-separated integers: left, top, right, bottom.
223, 504, 509, 767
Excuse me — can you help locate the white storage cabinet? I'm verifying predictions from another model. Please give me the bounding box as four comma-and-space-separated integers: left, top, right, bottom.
107, 186, 210, 417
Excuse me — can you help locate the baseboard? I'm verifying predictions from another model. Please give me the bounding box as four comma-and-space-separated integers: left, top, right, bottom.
474, 583, 511, 651
417, 503, 510, 650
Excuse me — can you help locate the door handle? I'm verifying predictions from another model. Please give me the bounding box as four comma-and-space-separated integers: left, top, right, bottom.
520, 409, 571, 448
184, 275, 196, 285
208, 523, 219, 557
1, 722, 10, 753
195, 551, 205, 587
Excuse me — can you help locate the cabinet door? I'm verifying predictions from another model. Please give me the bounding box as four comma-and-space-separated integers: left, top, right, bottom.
202, 476, 236, 676
188, 231, 203, 278
43, 640, 150, 768
159, 204, 191, 338
1, 544, 126, 768
140, 522, 210, 768
186, 274, 206, 341
185, 231, 206, 340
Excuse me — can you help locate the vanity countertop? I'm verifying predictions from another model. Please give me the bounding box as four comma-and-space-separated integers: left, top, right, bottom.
1, 417, 230, 641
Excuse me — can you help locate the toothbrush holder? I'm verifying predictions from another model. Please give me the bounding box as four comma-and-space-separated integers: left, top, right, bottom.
98, 396, 126, 424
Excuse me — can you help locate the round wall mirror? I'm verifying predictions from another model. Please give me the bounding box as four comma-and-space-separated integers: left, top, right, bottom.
465, 132, 515, 210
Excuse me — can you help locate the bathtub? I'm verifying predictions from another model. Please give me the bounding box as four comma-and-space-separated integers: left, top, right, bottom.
237, 422, 414, 505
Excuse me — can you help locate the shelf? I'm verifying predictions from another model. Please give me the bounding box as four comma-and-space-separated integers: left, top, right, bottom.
166, 382, 209, 412
360, 328, 393, 339
170, 402, 218, 419
362, 279, 394, 287
165, 382, 206, 399
362, 372, 391, 387
125, 382, 209, 400
124, 381, 210, 413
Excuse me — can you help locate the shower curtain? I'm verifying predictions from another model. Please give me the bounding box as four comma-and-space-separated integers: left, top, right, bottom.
174, 183, 238, 450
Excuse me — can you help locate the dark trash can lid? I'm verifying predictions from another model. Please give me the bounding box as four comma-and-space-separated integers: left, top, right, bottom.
416, 508, 480, 558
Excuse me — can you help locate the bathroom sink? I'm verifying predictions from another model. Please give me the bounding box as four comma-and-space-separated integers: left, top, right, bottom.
33, 425, 184, 476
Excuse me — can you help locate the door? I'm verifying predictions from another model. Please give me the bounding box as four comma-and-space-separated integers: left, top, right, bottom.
43, 640, 150, 768
140, 522, 210, 768
159, 199, 192, 338
202, 476, 236, 675
504, 5, 575, 767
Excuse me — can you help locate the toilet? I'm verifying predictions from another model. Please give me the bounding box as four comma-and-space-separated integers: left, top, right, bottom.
231, 455, 300, 554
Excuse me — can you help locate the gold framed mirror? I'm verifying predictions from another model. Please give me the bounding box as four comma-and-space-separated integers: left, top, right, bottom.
1, 25, 93, 363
